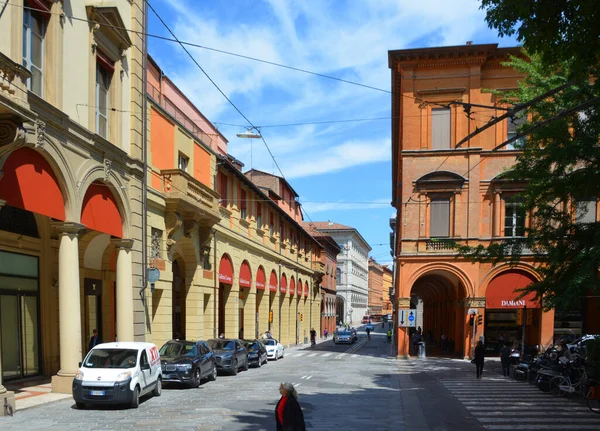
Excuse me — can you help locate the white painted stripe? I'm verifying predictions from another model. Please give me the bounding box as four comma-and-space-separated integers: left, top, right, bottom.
321, 353, 332, 357
294, 353, 305, 357
479, 418, 600, 423
308, 353, 317, 357
336, 354, 345, 359
305, 375, 312, 380
351, 354, 359, 358
300, 375, 307, 379
471, 410, 595, 416
484, 426, 600, 430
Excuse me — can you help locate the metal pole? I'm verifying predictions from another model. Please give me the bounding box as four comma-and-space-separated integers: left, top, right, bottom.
471, 315, 477, 359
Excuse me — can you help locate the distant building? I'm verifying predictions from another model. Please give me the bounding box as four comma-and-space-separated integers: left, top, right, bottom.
306, 222, 371, 325
368, 258, 384, 316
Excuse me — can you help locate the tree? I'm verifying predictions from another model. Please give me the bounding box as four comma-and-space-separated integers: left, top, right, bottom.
456, 52, 600, 311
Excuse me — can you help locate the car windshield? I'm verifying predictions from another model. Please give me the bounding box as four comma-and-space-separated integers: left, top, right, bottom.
261, 339, 276, 346
337, 331, 351, 336
83, 348, 138, 369
243, 342, 258, 351
208, 340, 235, 350
159, 342, 196, 357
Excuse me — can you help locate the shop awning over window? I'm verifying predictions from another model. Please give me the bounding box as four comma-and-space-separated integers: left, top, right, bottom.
280, 274, 287, 294
218, 255, 233, 285
486, 271, 540, 309
239, 260, 251, 288
256, 266, 266, 290
269, 270, 277, 292
289, 277, 295, 296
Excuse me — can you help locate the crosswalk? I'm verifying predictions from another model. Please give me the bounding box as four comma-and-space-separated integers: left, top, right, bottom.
284, 351, 389, 360
441, 376, 600, 430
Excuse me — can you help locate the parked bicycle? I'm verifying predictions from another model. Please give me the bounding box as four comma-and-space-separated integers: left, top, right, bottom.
587, 379, 600, 414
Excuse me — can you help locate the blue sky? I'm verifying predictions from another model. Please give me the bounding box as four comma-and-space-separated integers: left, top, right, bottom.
147, 0, 516, 265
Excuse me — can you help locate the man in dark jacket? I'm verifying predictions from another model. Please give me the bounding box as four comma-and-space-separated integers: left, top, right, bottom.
500, 344, 511, 377
474, 340, 485, 379
275, 382, 306, 431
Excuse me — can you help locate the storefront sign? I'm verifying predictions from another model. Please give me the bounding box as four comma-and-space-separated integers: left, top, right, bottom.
84, 278, 102, 296
501, 299, 526, 307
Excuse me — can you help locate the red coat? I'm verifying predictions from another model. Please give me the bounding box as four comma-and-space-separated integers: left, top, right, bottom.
275, 395, 306, 431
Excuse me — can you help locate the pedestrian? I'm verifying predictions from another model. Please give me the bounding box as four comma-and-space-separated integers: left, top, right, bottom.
275, 382, 306, 431
386, 329, 392, 343
324, 328, 328, 339
310, 328, 316, 347
219, 333, 225, 339
412, 331, 421, 354
474, 340, 485, 379
88, 329, 101, 351
500, 343, 511, 377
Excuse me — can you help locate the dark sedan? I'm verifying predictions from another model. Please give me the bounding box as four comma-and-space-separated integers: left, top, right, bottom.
207, 339, 249, 375
159, 340, 217, 387
242, 339, 268, 368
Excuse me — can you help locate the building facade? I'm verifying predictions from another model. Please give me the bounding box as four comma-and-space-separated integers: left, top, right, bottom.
309, 222, 371, 325
144, 59, 322, 350
367, 258, 384, 316
381, 264, 393, 315
388, 43, 561, 359
0, 0, 147, 404
302, 223, 341, 336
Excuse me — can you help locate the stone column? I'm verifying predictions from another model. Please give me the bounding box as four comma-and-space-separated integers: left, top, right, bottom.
51, 222, 85, 394
112, 239, 135, 342
0, 199, 16, 415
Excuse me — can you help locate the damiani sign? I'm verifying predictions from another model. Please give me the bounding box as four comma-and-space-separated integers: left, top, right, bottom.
501, 299, 525, 307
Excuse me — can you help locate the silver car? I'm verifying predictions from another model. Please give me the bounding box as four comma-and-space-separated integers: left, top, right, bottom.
334, 330, 355, 344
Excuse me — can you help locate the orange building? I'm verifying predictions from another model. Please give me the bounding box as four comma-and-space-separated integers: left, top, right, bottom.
381, 264, 393, 315
368, 258, 384, 316
388, 44, 558, 359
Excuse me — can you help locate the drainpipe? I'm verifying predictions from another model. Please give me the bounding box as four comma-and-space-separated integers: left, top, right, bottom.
139, 0, 151, 333
278, 262, 282, 342
213, 228, 217, 339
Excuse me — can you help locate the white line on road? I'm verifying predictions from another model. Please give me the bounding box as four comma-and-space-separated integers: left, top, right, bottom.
335, 353, 345, 359
321, 353, 332, 357
308, 353, 317, 357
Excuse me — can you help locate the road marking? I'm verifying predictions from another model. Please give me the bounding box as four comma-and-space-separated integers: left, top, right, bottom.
351, 354, 358, 358
305, 375, 312, 380
321, 353, 332, 357
308, 353, 317, 357
335, 353, 345, 359
294, 353, 305, 357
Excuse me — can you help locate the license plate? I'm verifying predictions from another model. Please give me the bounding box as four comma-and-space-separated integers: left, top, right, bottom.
90, 390, 105, 396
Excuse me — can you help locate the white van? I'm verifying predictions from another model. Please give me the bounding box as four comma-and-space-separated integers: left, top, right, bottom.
72, 342, 162, 409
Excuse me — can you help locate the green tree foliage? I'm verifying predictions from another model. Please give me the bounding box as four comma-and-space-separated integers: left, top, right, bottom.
456, 53, 600, 311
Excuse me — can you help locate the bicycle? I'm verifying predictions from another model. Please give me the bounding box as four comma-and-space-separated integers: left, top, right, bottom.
586, 379, 600, 414
548, 361, 595, 398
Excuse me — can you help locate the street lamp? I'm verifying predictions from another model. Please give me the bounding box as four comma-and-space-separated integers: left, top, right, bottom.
236, 128, 261, 139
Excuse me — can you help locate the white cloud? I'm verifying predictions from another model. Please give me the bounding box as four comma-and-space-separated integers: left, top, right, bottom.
301, 198, 390, 214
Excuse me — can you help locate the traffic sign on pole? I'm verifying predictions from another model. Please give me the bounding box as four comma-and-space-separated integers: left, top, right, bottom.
398, 309, 417, 327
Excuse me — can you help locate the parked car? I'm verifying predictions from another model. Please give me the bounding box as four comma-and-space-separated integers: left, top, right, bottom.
568, 334, 600, 356
242, 339, 268, 368
361, 316, 370, 324
72, 342, 162, 409
365, 323, 374, 332
350, 328, 358, 342
158, 340, 216, 387
207, 339, 248, 375
334, 330, 355, 344
261, 338, 285, 360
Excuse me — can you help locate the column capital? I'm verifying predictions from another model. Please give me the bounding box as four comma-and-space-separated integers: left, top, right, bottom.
111, 238, 134, 250
51, 221, 86, 235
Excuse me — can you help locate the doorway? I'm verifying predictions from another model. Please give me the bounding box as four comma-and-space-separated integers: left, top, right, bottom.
172, 260, 185, 339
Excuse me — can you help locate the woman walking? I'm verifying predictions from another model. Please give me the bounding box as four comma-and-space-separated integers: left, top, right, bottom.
474, 340, 485, 379
275, 382, 306, 431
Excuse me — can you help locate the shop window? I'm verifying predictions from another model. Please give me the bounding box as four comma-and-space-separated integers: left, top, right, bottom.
575, 199, 597, 224
430, 197, 450, 237
431, 108, 451, 149
504, 195, 525, 237
240, 189, 247, 219
22, 5, 46, 96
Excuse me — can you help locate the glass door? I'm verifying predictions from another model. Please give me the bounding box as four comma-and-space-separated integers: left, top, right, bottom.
1, 294, 20, 381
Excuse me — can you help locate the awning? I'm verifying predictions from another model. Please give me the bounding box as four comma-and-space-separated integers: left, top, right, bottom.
218, 255, 233, 285
269, 271, 277, 292
485, 271, 540, 309
289, 277, 295, 296
239, 261, 251, 288
256, 266, 266, 290
280, 274, 287, 294
81, 181, 123, 238
304, 281, 309, 297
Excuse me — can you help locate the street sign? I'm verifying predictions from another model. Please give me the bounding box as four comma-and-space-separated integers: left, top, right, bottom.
468, 308, 478, 315
398, 309, 417, 328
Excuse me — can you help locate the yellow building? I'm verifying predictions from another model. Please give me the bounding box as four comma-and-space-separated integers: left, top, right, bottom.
0, 0, 147, 404
144, 58, 321, 350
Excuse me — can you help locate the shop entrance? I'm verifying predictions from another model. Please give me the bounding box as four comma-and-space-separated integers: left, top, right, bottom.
83, 278, 103, 352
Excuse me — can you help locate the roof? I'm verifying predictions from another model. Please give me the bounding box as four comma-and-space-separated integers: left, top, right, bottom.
244, 168, 300, 198
304, 221, 372, 252
92, 342, 157, 350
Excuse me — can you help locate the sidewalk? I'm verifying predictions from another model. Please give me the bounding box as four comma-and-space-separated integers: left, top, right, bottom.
4, 378, 71, 412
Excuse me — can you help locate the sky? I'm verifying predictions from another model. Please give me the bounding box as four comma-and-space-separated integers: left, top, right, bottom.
147, 0, 517, 266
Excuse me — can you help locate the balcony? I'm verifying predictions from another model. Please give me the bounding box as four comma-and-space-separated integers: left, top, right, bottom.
425, 239, 455, 251
161, 169, 221, 226
312, 261, 325, 273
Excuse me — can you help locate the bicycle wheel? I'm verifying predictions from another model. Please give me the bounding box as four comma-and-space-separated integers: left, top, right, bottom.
584, 379, 600, 414
549, 376, 569, 397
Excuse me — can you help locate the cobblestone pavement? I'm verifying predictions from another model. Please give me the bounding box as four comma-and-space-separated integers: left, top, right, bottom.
5, 328, 598, 430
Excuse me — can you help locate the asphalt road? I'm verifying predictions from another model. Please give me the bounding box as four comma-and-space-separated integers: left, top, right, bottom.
2, 326, 600, 430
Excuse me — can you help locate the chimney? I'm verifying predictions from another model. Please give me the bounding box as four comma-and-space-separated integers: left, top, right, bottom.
466, 41, 473, 45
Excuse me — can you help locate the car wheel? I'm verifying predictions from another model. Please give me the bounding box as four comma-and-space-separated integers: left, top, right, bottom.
231, 360, 238, 375
257, 357, 262, 368
209, 364, 217, 381
130, 386, 140, 409
153, 377, 162, 397
192, 368, 201, 388
263, 355, 268, 365
76, 402, 86, 410
281, 349, 284, 359
273, 353, 278, 361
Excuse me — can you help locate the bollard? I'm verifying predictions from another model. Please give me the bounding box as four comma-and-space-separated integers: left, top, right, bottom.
418, 341, 426, 359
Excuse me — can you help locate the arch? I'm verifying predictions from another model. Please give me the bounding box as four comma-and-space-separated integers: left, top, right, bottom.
485, 269, 540, 309
81, 181, 123, 237
76, 163, 132, 238
218, 254, 233, 285
280, 273, 287, 294
289, 276, 296, 296
406, 262, 474, 298
0, 147, 66, 220
480, 262, 542, 287
269, 270, 277, 292
239, 260, 252, 288
83, 232, 111, 270
415, 170, 466, 187
256, 265, 266, 290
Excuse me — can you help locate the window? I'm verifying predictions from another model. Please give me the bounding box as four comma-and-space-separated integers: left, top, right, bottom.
506, 115, 527, 150
430, 197, 450, 237
22, 7, 45, 96
336, 268, 341, 284
151, 227, 163, 259
96, 57, 112, 139
575, 199, 597, 224
504, 195, 525, 237
269, 212, 274, 236
178, 153, 189, 172
240, 189, 247, 219
256, 203, 262, 229
431, 108, 451, 149
218, 172, 228, 206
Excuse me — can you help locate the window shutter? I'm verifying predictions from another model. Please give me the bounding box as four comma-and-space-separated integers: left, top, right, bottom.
430, 197, 450, 237
432, 108, 451, 149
